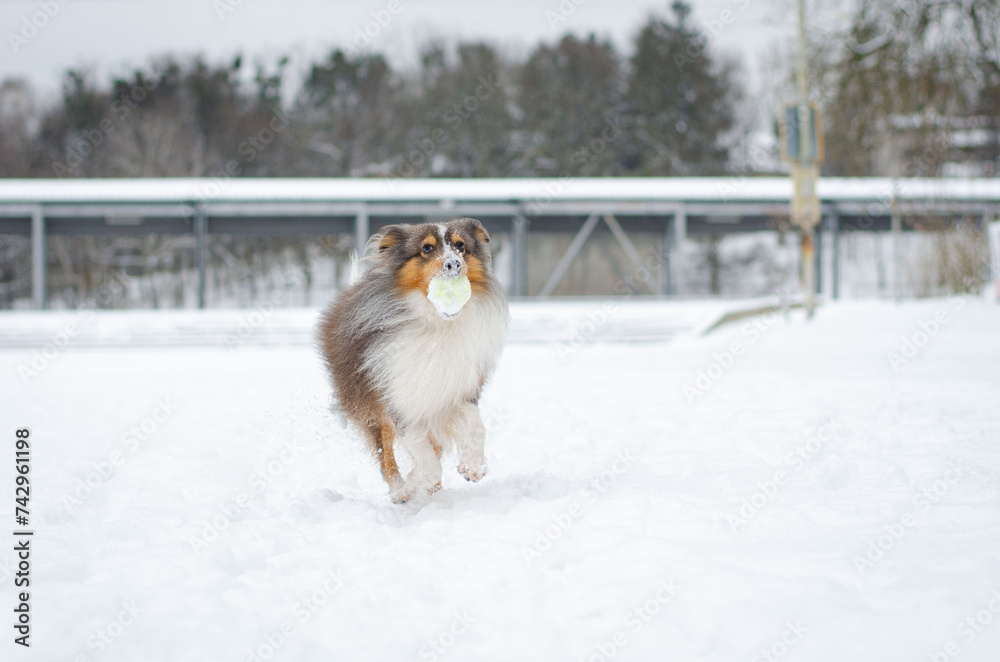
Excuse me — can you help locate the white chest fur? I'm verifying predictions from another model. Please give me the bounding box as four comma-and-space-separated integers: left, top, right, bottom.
365, 291, 507, 430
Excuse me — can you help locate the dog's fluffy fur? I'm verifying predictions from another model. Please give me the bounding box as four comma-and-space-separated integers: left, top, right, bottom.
317, 217, 508, 502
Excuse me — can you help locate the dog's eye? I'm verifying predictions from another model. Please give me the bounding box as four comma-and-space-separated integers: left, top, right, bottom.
421, 244, 434, 254
454, 241, 465, 253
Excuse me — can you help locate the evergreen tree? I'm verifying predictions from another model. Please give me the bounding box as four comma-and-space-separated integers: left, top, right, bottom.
38, 70, 110, 177
624, 1, 740, 175
518, 34, 624, 176
295, 50, 401, 176
410, 42, 515, 178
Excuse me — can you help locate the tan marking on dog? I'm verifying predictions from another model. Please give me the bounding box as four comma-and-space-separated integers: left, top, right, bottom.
377, 417, 401, 489
465, 254, 488, 293
397, 255, 443, 294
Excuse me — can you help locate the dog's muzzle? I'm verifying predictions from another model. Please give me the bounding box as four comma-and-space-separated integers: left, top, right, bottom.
441, 256, 462, 278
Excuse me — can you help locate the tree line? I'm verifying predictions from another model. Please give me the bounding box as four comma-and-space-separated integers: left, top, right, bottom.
1, 2, 741, 181
1, 1, 997, 182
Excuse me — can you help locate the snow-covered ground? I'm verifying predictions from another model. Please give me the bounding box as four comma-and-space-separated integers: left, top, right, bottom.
2, 298, 1000, 661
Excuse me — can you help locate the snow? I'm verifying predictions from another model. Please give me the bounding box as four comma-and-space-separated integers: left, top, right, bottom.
2, 298, 1000, 661
3, 176, 1000, 205
0, 299, 752, 348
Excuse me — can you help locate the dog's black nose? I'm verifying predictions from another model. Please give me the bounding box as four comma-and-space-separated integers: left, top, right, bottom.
442, 257, 462, 276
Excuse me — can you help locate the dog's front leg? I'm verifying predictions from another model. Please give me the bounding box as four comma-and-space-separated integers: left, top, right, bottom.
453, 401, 488, 482
394, 430, 443, 502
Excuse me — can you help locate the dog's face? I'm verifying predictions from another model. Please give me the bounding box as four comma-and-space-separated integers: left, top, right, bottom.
373, 218, 493, 299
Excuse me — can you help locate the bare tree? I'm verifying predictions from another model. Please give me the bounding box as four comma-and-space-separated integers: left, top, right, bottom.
0, 79, 41, 177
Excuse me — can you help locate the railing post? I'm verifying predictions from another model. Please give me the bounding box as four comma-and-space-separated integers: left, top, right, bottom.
891, 206, 902, 300
194, 207, 207, 309
31, 205, 46, 310
831, 208, 840, 300
660, 217, 671, 296
815, 213, 824, 295
512, 211, 528, 297
671, 204, 687, 296
355, 204, 370, 257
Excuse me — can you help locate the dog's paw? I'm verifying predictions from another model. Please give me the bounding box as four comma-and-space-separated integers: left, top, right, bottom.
389, 481, 413, 504
390, 489, 412, 504
391, 482, 442, 504
458, 460, 488, 482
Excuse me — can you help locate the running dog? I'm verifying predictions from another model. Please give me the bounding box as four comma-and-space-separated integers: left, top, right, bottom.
317, 218, 508, 502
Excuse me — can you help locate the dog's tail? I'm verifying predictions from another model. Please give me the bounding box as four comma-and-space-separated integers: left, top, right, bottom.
349, 231, 387, 284
347, 249, 363, 285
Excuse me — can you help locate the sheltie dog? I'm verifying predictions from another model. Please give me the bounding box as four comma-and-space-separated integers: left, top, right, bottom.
317, 217, 508, 502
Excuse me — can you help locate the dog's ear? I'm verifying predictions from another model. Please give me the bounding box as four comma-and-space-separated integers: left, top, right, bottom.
370, 224, 408, 254
461, 218, 490, 245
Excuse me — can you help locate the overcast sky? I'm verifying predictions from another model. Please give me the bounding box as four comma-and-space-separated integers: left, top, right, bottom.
1, 0, 852, 103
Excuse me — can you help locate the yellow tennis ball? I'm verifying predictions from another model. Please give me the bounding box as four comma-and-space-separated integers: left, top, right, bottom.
427, 275, 472, 318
